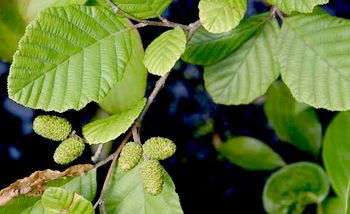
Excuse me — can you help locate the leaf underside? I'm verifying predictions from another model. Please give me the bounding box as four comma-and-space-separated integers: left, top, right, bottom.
8, 5, 141, 112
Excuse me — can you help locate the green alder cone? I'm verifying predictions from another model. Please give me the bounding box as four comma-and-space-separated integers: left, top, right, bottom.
53, 137, 85, 165
118, 142, 143, 171
140, 160, 164, 196
33, 115, 72, 141
143, 137, 176, 160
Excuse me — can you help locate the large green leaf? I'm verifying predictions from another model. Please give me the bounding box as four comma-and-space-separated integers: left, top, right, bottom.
263, 162, 330, 214
83, 98, 146, 144
8, 6, 141, 112
42, 187, 94, 214
98, 25, 147, 114
113, 0, 172, 19
1, 169, 96, 213
264, 81, 322, 155
16, 0, 87, 23
204, 17, 280, 105
104, 163, 183, 214
323, 111, 350, 199
218, 136, 285, 171
198, 0, 246, 34
182, 13, 270, 66
266, 0, 328, 14
144, 27, 186, 76
0, 0, 26, 61
278, 14, 350, 111
323, 197, 344, 214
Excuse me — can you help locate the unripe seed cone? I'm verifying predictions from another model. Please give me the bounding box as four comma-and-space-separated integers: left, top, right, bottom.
118, 142, 143, 171
143, 137, 176, 160
140, 160, 164, 196
33, 115, 72, 141
53, 137, 85, 165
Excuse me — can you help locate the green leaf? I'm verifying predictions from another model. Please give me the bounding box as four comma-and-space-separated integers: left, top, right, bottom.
266, 0, 328, 14
198, 0, 246, 34
218, 136, 285, 171
144, 27, 186, 76
0, 0, 26, 61
182, 13, 270, 66
8, 5, 141, 112
323, 197, 344, 214
278, 14, 350, 111
263, 162, 330, 214
347, 181, 350, 214
264, 81, 322, 155
323, 111, 350, 199
83, 98, 146, 144
42, 187, 94, 214
98, 27, 147, 114
16, 0, 87, 23
1, 169, 96, 213
204, 17, 280, 105
104, 163, 183, 214
113, 0, 173, 19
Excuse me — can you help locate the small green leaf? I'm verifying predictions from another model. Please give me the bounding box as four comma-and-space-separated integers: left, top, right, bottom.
1, 169, 96, 213
16, 0, 87, 23
218, 136, 285, 171
83, 98, 146, 144
323, 111, 350, 199
144, 27, 186, 76
323, 197, 344, 214
263, 162, 330, 214
266, 0, 328, 14
113, 0, 173, 19
182, 13, 270, 66
104, 163, 183, 214
98, 29, 147, 114
198, 0, 246, 34
8, 6, 142, 112
0, 0, 26, 61
42, 187, 94, 214
264, 81, 322, 155
278, 14, 350, 111
204, 17, 280, 105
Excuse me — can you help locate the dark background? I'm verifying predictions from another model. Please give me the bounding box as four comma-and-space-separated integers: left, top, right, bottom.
1, 0, 350, 213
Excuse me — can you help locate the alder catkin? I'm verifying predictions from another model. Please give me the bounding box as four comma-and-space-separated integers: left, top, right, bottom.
140, 160, 164, 196
143, 137, 176, 160
118, 142, 143, 171
53, 137, 85, 165
33, 115, 72, 141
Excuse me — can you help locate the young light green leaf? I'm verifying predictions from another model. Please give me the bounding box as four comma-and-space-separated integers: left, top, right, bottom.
204, 17, 280, 105
42, 187, 94, 214
263, 162, 330, 214
98, 30, 147, 114
266, 0, 328, 14
218, 136, 285, 171
278, 14, 350, 111
83, 98, 146, 144
16, 0, 87, 23
323, 197, 344, 214
264, 81, 322, 155
104, 163, 183, 214
113, 0, 173, 19
144, 27, 186, 76
0, 0, 26, 61
323, 111, 350, 199
8, 6, 142, 112
182, 13, 270, 66
0, 169, 96, 213
198, 0, 246, 34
